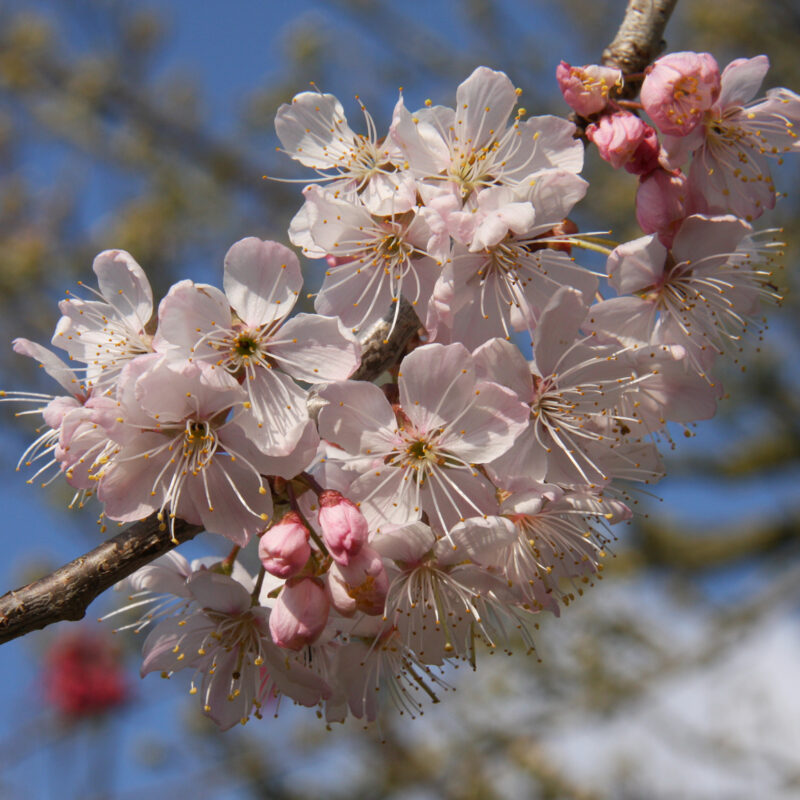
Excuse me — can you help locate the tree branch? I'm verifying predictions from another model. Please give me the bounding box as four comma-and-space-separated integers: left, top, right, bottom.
602, 0, 679, 94
0, 517, 202, 645
0, 0, 679, 646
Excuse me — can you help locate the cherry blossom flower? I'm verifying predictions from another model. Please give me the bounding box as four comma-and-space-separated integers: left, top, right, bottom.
390, 66, 584, 201
95, 357, 289, 544
556, 61, 623, 117
474, 294, 663, 488
51, 249, 155, 394
140, 569, 330, 729
291, 186, 446, 335
641, 51, 721, 136
317, 342, 528, 531
275, 89, 417, 215
155, 237, 359, 456
584, 215, 780, 373
662, 56, 800, 220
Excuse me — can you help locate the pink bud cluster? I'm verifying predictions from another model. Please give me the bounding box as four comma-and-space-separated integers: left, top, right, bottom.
3, 56, 793, 730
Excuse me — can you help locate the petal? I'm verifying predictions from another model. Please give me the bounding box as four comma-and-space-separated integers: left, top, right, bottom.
455, 67, 517, 148
12, 338, 84, 398
223, 238, 302, 327
93, 249, 153, 332
155, 280, 232, 353
317, 380, 397, 455
187, 571, 252, 614
270, 313, 360, 382
399, 343, 475, 433
718, 55, 769, 108
606, 234, 667, 295
532, 286, 588, 377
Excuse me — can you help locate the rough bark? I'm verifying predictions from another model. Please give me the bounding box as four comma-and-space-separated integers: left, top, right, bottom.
602, 0, 680, 95
0, 0, 679, 646
0, 517, 202, 645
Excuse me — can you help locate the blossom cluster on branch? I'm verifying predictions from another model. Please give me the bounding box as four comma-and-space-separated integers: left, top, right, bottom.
2, 55, 796, 730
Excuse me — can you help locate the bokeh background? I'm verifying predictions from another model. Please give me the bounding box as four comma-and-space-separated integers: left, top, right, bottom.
1, 1, 799, 798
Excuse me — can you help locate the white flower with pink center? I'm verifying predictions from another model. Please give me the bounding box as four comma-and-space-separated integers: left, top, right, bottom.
275, 89, 417, 216
662, 56, 800, 220
317, 342, 528, 531
291, 186, 446, 335
474, 293, 663, 488
585, 215, 780, 373
95, 356, 315, 544
139, 569, 330, 730
155, 237, 359, 456
391, 66, 583, 202
52, 249, 155, 394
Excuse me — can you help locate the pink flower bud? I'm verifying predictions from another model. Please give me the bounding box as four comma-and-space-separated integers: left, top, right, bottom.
624, 123, 661, 177
269, 577, 329, 650
318, 490, 368, 565
641, 51, 720, 136
636, 168, 688, 248
556, 61, 623, 117
327, 545, 389, 617
586, 111, 651, 170
258, 511, 311, 579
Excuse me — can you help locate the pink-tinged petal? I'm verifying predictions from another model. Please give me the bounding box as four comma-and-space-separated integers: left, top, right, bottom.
275, 91, 355, 168
183, 458, 272, 546
93, 249, 153, 332
420, 467, 498, 529
371, 522, 437, 564
436, 515, 517, 566
533, 287, 588, 377
718, 55, 770, 108
202, 649, 251, 730
135, 359, 244, 422
360, 171, 418, 216
300, 185, 374, 253
606, 234, 667, 295
317, 381, 397, 454
671, 214, 750, 270
455, 67, 517, 147
140, 616, 205, 676
399, 343, 475, 433
12, 339, 84, 398
236, 367, 309, 456
485, 425, 548, 489
155, 280, 231, 352
525, 169, 589, 228
584, 296, 658, 347
187, 571, 252, 615
443, 381, 529, 463
96, 433, 170, 522
473, 338, 533, 401
124, 551, 193, 597
260, 646, 332, 707
314, 257, 394, 331
498, 116, 584, 178
349, 467, 420, 529
389, 97, 452, 176
270, 313, 360, 382
223, 238, 302, 327
233, 419, 319, 480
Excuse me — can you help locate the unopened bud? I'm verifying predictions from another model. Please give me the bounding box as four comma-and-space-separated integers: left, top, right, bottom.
258, 511, 310, 579
318, 490, 368, 565
269, 577, 329, 650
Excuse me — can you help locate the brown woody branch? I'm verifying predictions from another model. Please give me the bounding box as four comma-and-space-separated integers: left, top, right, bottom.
0, 0, 679, 646
602, 0, 680, 95
0, 517, 202, 645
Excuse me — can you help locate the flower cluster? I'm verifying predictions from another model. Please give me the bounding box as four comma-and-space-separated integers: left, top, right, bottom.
4, 59, 791, 729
